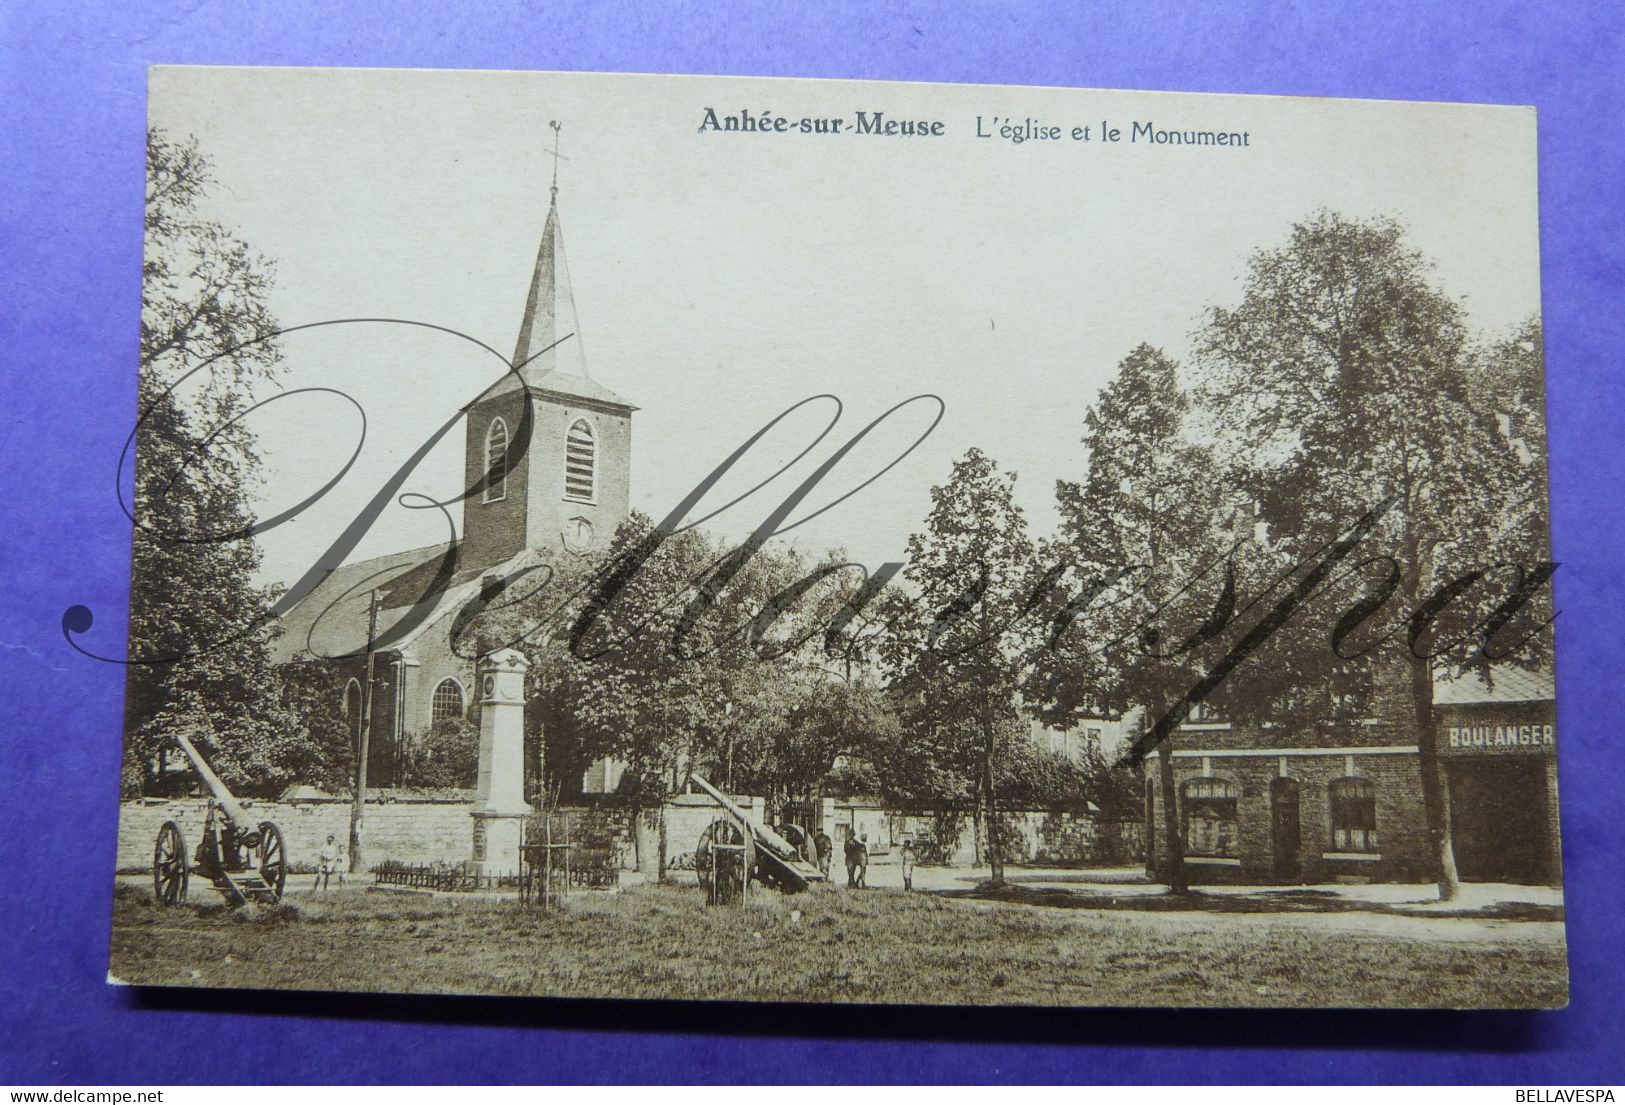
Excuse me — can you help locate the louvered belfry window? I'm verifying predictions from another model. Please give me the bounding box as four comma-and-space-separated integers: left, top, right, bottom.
564, 418, 595, 500
483, 417, 509, 503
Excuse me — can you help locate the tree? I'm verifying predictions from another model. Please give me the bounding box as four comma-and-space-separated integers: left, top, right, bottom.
881, 448, 1037, 886
468, 512, 873, 815
273, 658, 356, 793
123, 130, 332, 796
403, 717, 481, 790
1029, 344, 1234, 892
1194, 211, 1551, 900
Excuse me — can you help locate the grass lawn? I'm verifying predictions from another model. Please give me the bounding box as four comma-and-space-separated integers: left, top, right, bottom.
107, 881, 1567, 1009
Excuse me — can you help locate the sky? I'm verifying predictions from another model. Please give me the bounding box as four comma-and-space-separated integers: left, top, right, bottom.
147, 68, 1543, 589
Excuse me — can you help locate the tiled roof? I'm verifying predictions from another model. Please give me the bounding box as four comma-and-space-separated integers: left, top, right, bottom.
1434, 664, 1555, 705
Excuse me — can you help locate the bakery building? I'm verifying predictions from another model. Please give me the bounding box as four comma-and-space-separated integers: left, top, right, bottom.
1143, 665, 1558, 885
1434, 666, 1560, 884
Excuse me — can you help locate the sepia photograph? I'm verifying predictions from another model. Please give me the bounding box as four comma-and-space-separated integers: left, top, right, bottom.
104, 67, 1562, 1010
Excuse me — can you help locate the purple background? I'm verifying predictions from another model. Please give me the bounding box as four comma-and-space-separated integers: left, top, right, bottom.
3, 0, 1622, 1085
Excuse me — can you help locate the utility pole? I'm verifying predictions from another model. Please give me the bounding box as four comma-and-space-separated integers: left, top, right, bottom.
349, 589, 380, 874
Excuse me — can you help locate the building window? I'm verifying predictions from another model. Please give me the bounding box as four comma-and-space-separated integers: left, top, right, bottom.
1183, 697, 1230, 727
1181, 777, 1239, 858
1329, 777, 1379, 852
483, 417, 509, 503
564, 418, 595, 501
431, 678, 465, 726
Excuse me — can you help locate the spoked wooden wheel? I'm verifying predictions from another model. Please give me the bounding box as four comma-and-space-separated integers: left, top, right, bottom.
697, 818, 755, 905
153, 820, 189, 906
257, 821, 287, 901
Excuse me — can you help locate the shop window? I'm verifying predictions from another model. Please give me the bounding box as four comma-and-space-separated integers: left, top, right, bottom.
1181, 777, 1238, 858
1329, 776, 1379, 852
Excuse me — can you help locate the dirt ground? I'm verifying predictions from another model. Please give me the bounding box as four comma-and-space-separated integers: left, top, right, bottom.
107, 873, 1568, 1009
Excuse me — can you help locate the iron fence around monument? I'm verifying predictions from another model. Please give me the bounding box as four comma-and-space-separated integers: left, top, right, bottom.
371, 861, 524, 892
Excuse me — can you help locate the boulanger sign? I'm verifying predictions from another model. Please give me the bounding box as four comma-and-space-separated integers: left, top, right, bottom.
1445, 720, 1556, 754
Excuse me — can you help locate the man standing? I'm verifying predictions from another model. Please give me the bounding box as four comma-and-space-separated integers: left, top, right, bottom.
315, 834, 339, 891
844, 831, 868, 889
813, 829, 833, 877
900, 839, 918, 892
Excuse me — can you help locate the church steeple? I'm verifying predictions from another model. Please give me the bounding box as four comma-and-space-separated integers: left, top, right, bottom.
460, 125, 635, 571
511, 124, 588, 382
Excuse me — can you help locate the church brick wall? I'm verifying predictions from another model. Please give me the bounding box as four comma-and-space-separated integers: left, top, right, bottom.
526, 398, 632, 557
459, 389, 534, 570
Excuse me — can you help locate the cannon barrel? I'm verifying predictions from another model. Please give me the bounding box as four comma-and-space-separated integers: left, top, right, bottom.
688, 773, 798, 859
174, 731, 260, 843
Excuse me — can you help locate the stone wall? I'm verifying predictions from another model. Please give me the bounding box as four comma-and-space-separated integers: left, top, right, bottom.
866, 807, 1144, 868
118, 794, 1143, 877
115, 797, 476, 873
661, 792, 768, 869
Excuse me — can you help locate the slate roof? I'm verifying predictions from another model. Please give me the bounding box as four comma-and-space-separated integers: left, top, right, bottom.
488, 366, 636, 410
487, 193, 634, 411
269, 541, 516, 664
1433, 664, 1555, 706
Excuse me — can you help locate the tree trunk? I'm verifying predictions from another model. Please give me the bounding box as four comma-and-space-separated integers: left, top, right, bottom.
982, 705, 1005, 886
1409, 652, 1460, 901
1156, 741, 1188, 893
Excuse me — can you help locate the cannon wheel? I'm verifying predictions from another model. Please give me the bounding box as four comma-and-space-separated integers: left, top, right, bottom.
257, 821, 287, 901
153, 820, 189, 906
697, 818, 755, 905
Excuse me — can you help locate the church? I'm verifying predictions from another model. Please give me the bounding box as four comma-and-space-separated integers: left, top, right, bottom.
269, 174, 635, 793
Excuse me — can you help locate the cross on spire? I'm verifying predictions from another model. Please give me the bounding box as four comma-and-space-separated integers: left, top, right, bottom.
544, 119, 567, 202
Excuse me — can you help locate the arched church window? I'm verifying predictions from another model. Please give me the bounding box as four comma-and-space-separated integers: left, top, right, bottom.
564, 418, 596, 501
431, 678, 465, 726
483, 417, 509, 503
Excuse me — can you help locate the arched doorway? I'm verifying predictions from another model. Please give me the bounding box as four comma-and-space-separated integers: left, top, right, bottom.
1270, 776, 1302, 882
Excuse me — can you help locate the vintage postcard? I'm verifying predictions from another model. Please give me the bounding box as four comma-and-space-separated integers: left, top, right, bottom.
108, 67, 1562, 1008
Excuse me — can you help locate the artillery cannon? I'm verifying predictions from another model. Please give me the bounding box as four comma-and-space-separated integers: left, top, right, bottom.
152, 731, 288, 907
688, 774, 825, 902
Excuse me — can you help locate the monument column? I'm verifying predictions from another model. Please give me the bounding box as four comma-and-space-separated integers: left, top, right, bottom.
470, 647, 532, 874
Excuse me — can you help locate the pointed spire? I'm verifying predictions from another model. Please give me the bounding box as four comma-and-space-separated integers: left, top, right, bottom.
512, 122, 588, 382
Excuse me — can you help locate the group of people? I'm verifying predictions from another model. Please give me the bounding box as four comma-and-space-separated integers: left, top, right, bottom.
313, 833, 346, 890
819, 831, 918, 891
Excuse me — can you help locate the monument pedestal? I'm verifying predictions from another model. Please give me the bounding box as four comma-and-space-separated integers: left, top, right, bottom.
468, 648, 532, 876
470, 809, 528, 875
